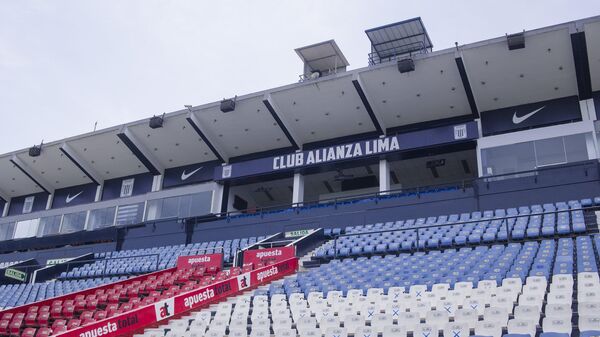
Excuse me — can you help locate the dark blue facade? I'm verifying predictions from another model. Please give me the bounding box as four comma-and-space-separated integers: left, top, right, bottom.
2, 161, 599, 259
163, 160, 221, 189
8, 192, 49, 216
480, 95, 581, 136
101, 173, 154, 201
52, 183, 97, 209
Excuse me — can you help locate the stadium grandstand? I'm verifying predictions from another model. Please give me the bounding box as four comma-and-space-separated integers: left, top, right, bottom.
1, 14, 600, 337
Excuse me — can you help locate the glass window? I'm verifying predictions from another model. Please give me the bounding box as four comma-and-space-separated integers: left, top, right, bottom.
481, 141, 536, 176
0, 222, 15, 241
61, 211, 87, 233
37, 215, 62, 237
145, 192, 213, 221
13, 218, 39, 239
162, 196, 179, 219
481, 132, 591, 176
564, 133, 589, 162
190, 192, 212, 217
115, 202, 144, 226
534, 137, 566, 167
88, 207, 116, 230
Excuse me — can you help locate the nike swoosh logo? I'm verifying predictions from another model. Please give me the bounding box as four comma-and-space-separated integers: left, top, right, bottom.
66, 191, 83, 204
181, 167, 203, 181
512, 106, 545, 124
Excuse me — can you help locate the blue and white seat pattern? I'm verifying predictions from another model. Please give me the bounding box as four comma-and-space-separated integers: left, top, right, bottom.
137, 236, 600, 337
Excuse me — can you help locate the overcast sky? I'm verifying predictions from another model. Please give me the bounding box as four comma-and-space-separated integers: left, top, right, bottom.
1, 1, 598, 154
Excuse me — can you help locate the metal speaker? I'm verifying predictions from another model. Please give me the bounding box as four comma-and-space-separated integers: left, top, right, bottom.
397, 58, 415, 73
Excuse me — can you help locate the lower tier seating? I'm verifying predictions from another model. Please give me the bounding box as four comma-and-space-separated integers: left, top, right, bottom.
0, 278, 125, 310
0, 264, 252, 337
139, 236, 600, 337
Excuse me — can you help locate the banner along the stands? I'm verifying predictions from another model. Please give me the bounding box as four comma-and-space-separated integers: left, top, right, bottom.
176, 253, 223, 270
243, 246, 296, 267
54, 257, 299, 337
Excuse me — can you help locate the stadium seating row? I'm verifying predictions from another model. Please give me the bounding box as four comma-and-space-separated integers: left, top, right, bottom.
316, 200, 589, 258
0, 278, 126, 310
59, 236, 265, 279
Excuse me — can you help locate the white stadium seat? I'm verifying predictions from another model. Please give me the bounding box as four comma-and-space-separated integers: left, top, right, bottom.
484, 307, 509, 328
383, 325, 407, 337
320, 316, 340, 333
324, 327, 348, 337
443, 322, 470, 337
507, 318, 537, 337
513, 305, 540, 324
579, 315, 600, 332
578, 302, 600, 317
397, 312, 420, 332
414, 324, 439, 337
355, 326, 376, 337
475, 320, 502, 337
454, 308, 478, 325
371, 313, 392, 333
426, 310, 449, 328
542, 316, 572, 334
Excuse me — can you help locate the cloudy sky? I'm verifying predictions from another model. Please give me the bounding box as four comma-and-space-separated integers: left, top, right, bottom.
1, 1, 598, 154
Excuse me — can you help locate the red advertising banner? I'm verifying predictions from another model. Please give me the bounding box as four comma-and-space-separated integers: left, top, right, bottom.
176, 253, 223, 270
243, 246, 296, 267
53, 258, 299, 337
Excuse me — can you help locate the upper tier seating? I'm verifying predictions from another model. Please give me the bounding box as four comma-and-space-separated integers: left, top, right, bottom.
317, 200, 589, 258
140, 236, 600, 337
59, 236, 265, 279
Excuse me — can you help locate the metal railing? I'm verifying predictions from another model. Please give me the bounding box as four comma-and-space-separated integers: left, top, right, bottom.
368, 41, 430, 65
209, 179, 472, 222
326, 206, 598, 260
205, 160, 600, 223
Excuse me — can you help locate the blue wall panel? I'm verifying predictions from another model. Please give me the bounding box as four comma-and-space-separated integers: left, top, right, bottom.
102, 173, 154, 201
8, 192, 49, 216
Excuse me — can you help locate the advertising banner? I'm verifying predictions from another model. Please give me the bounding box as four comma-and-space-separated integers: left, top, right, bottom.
176, 253, 223, 270
243, 246, 296, 266
480, 95, 581, 136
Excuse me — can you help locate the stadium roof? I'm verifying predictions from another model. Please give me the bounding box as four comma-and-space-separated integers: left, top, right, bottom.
0, 15, 598, 199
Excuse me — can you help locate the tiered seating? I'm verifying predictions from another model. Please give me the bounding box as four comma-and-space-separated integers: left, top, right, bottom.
0, 264, 246, 337
139, 236, 600, 337
60, 236, 264, 279
317, 200, 588, 258
0, 278, 125, 310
